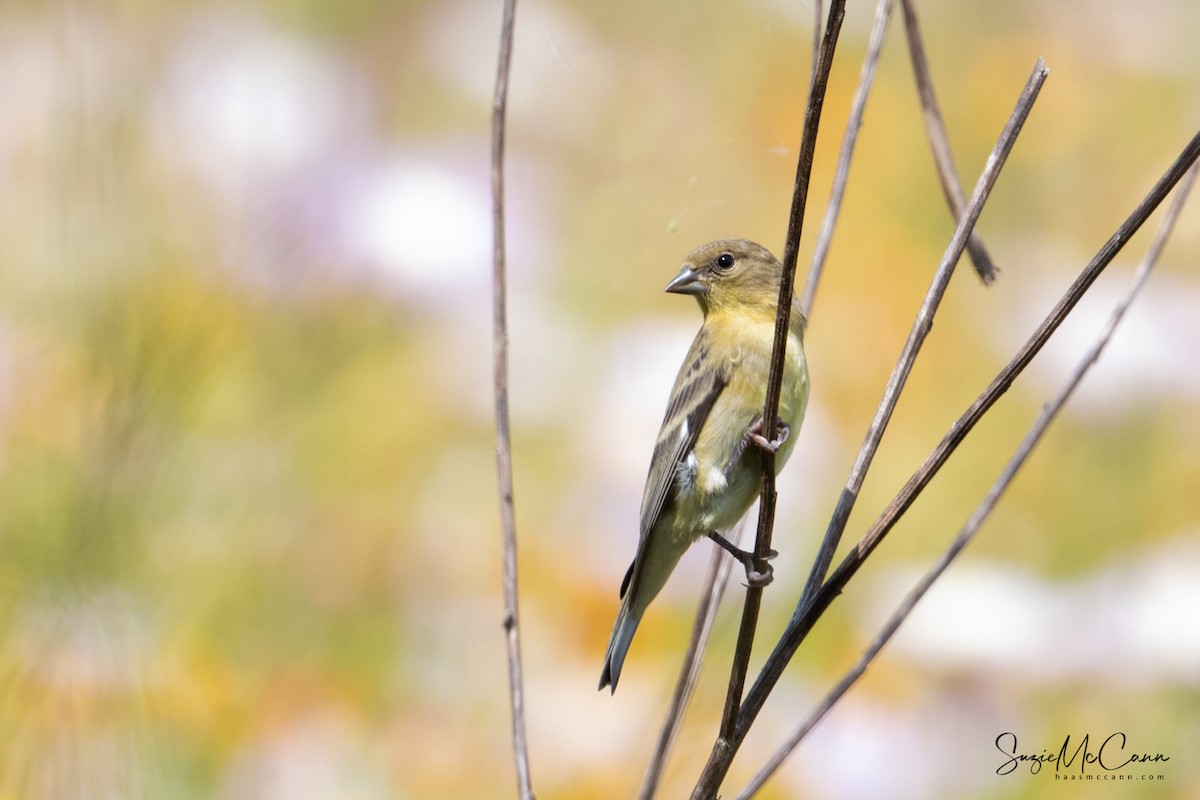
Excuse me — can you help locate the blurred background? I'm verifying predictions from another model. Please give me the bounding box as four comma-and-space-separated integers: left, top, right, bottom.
0, 1, 1198, 798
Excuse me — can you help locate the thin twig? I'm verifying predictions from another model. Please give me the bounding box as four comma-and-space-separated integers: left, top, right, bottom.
713, 0, 847, 755
737, 160, 1199, 800
491, 1, 534, 798
802, 0, 896, 320
741, 127, 1200, 742
900, 0, 998, 283
810, 0, 823, 89
639, 526, 740, 800
797, 58, 1047, 615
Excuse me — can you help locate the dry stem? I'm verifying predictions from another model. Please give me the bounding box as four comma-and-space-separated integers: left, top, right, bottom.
491, 0, 534, 797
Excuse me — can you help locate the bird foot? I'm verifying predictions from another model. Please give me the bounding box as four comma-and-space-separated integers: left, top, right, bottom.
747, 418, 790, 454
708, 532, 777, 587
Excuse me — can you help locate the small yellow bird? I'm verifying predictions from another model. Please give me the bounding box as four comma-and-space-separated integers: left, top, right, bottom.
599, 238, 810, 692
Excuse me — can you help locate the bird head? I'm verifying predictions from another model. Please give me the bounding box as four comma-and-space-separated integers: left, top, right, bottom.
665, 238, 784, 317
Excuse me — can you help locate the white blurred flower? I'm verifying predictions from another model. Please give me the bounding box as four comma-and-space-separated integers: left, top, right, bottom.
867, 537, 1200, 682
343, 156, 491, 299
154, 10, 361, 201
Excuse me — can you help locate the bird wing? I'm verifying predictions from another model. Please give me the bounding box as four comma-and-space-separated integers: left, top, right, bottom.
619, 329, 728, 599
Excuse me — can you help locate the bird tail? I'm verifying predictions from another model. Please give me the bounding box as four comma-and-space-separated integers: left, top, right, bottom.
598, 598, 642, 693
600, 525, 690, 692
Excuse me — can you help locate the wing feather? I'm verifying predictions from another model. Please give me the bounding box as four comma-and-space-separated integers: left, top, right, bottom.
619, 329, 727, 599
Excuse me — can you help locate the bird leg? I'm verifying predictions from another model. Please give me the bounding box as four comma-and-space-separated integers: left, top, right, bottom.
708, 532, 776, 587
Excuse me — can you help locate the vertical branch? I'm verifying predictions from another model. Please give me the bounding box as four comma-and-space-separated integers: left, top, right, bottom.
900, 0, 998, 283
644, 1, 832, 786
736, 161, 1198, 799
687, 6, 848, 798
802, 0, 896, 320
810, 0, 824, 88
714, 0, 847, 749
491, 2, 534, 798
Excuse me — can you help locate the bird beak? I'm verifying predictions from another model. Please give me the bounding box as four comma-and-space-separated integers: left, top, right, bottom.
665, 265, 704, 295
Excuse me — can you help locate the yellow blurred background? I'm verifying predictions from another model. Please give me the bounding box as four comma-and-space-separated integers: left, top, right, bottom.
0, 1, 1197, 798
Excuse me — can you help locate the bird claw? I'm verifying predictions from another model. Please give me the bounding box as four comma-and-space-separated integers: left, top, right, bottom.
708, 533, 778, 587
723, 419, 792, 474
747, 418, 790, 454
745, 566, 773, 588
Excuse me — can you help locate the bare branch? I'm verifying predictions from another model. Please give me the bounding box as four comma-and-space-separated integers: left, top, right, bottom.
810, 0, 824, 90
802, 0, 897, 320
688, 4, 849, 796
741, 126, 1200, 743
654, 4, 831, 788
737, 159, 1199, 800
712, 0, 848, 754
797, 58, 1048, 616
491, 1, 534, 797
900, 0, 999, 283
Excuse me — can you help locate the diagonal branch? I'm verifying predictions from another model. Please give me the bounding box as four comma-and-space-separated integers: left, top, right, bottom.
797, 58, 1048, 616
694, 58, 1047, 790
901, 0, 999, 283
736, 159, 1199, 800
490, 1, 534, 798
740, 126, 1200, 743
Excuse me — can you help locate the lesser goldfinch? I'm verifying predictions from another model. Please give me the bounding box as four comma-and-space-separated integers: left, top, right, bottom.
599, 238, 810, 692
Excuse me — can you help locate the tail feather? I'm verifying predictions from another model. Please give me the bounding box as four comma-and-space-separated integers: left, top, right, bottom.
600, 530, 689, 692
598, 600, 642, 693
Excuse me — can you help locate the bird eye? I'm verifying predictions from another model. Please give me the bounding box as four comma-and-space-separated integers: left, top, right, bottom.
714, 252, 735, 271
